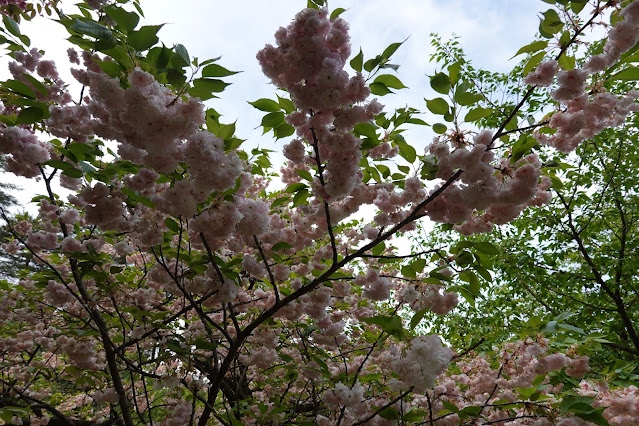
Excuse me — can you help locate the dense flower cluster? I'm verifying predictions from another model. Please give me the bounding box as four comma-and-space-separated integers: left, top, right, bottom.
413, 339, 614, 425
0, 0, 28, 11
258, 8, 382, 199
391, 335, 453, 393
0, 127, 50, 177
424, 130, 550, 234
528, 1, 639, 152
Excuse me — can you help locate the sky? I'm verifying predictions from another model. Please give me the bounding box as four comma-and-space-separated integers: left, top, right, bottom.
140, 0, 543, 151
4, 0, 549, 211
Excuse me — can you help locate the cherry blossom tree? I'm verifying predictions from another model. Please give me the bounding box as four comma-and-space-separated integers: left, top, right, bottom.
0, 0, 638, 424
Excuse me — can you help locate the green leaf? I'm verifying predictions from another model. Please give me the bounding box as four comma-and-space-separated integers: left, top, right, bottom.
558, 396, 596, 413
2, 15, 21, 37
362, 315, 404, 339
1, 77, 35, 98
370, 82, 393, 96
374, 74, 407, 89
217, 121, 236, 140
467, 271, 481, 297
402, 264, 417, 278
173, 44, 189, 67
412, 258, 426, 273
609, 66, 639, 81
249, 98, 281, 112
571, 1, 588, 12
430, 72, 450, 94
15, 107, 44, 125
274, 123, 295, 139
350, 48, 363, 73
511, 135, 538, 162
410, 308, 427, 329
442, 401, 459, 413
539, 9, 563, 37
292, 189, 309, 207
96, 60, 123, 77
382, 39, 406, 59
378, 407, 401, 420
558, 54, 575, 70
202, 63, 239, 78
558, 323, 585, 334
548, 174, 563, 190
270, 196, 290, 209
398, 141, 417, 163
455, 91, 483, 106
354, 122, 378, 140
148, 46, 172, 69
330, 8, 346, 19
277, 95, 295, 113
188, 84, 217, 101
194, 339, 217, 351
297, 169, 313, 181
192, 78, 231, 93
128, 25, 163, 51
18, 34, 30, 47
165, 218, 180, 233
104, 5, 139, 33
512, 40, 548, 58
94, 36, 117, 52
70, 19, 113, 39
542, 320, 557, 333
433, 123, 447, 134
448, 61, 461, 84
286, 183, 307, 193
364, 56, 383, 72
43, 160, 83, 178
474, 242, 499, 255
426, 97, 449, 115
460, 405, 482, 416
271, 242, 293, 251
523, 51, 546, 76
464, 107, 493, 122
261, 111, 285, 129
559, 30, 571, 48
371, 241, 385, 256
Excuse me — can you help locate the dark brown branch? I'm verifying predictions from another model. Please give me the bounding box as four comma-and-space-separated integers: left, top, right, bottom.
253, 234, 280, 303
309, 125, 339, 265
352, 387, 414, 426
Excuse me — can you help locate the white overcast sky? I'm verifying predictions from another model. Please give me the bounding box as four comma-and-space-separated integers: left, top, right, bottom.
5, 0, 558, 210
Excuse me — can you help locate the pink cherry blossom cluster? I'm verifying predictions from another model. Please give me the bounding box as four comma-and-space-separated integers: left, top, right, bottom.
391, 334, 453, 393
356, 268, 393, 301
399, 282, 459, 315
9, 47, 69, 104
161, 400, 192, 426
578, 382, 639, 425
527, 1, 639, 152
258, 8, 382, 199
322, 381, 366, 419
0, 126, 51, 177
92, 387, 119, 404
425, 131, 550, 234
55, 335, 103, 371
416, 338, 598, 425
536, 90, 639, 153
524, 60, 558, 87
585, 2, 639, 73
46, 64, 249, 221
240, 326, 279, 368
48, 68, 204, 172
0, 0, 28, 10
